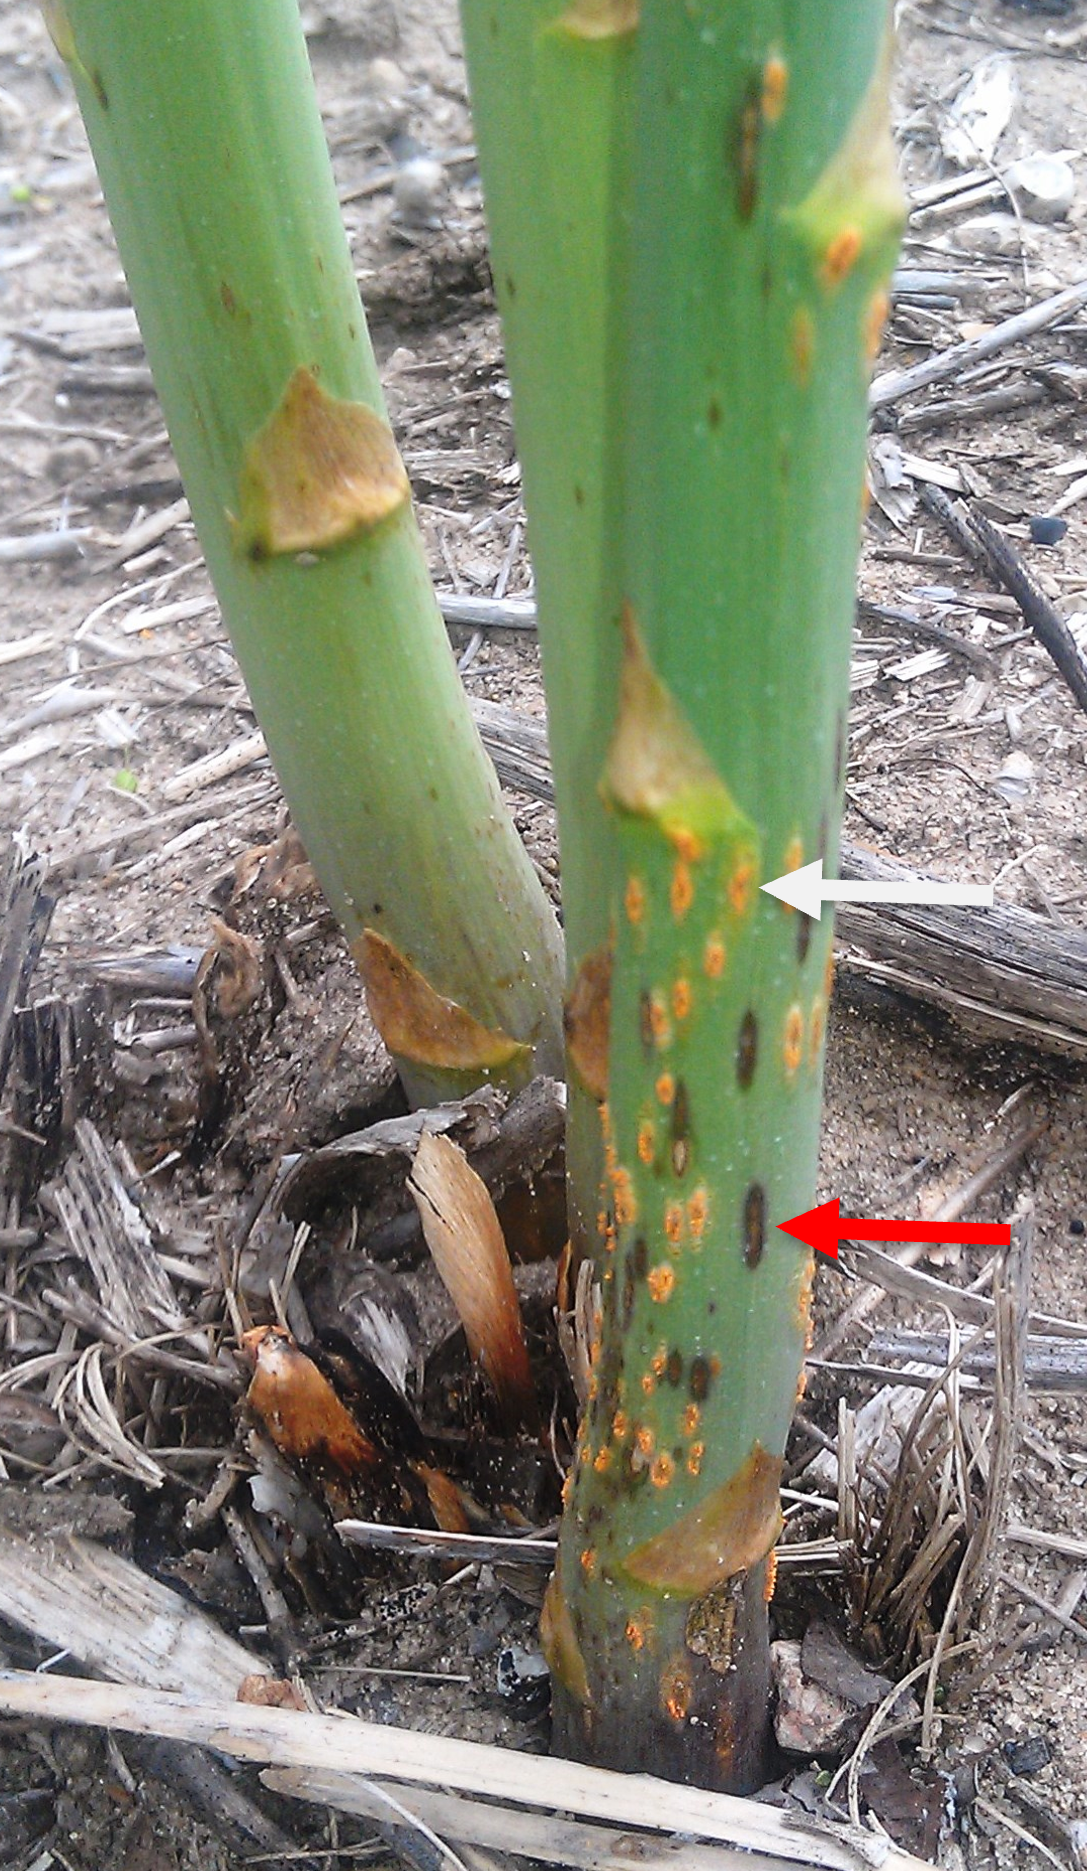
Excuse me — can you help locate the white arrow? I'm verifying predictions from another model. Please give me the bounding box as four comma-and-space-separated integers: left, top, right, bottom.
761, 858, 995, 922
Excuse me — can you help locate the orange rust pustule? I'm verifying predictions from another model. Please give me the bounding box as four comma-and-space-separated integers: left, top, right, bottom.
624, 874, 647, 927
670, 826, 705, 865
783, 1002, 804, 1077
660, 1655, 693, 1723
715, 1702, 737, 1778
670, 857, 695, 921
687, 1187, 709, 1241
611, 1164, 638, 1227
703, 933, 726, 979
647, 1263, 676, 1304
864, 286, 891, 365
761, 54, 788, 123
728, 854, 757, 918
820, 224, 863, 289
651, 1451, 676, 1489
789, 307, 815, 388
648, 991, 672, 1049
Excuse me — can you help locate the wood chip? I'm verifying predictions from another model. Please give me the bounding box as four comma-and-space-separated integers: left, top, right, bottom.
870, 277, 1087, 410
161, 731, 269, 801
0, 528, 92, 563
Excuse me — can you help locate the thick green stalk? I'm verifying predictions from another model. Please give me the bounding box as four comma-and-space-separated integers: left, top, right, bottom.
542, 3, 903, 1787
49, 0, 564, 1102
456, 0, 632, 1254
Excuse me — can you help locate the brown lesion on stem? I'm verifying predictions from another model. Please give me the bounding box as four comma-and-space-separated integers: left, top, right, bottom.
565, 943, 612, 1101
621, 1440, 783, 1594
734, 78, 762, 224
235, 366, 409, 558
355, 928, 528, 1073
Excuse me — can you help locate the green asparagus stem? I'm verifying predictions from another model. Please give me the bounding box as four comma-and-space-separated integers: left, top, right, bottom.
530, 1, 901, 1786
50, 0, 564, 1103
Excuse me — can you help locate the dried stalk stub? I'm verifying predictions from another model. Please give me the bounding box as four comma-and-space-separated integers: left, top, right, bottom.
409, 1131, 537, 1431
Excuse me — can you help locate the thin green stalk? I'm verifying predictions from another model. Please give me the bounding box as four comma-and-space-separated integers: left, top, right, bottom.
49, 0, 564, 1103
539, 2, 903, 1787
456, 0, 633, 1254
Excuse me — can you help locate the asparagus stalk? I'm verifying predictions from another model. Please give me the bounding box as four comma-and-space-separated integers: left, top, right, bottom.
48, 0, 565, 1102
465, 0, 902, 1787
456, 0, 633, 1254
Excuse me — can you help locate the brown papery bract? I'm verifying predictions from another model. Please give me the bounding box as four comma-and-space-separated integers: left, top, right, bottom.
355, 928, 529, 1074
408, 1131, 536, 1429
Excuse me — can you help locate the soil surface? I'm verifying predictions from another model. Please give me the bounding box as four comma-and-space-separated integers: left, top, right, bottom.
2, 1, 1087, 1867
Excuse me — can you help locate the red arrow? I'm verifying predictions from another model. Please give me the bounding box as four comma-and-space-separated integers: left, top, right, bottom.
778, 1197, 1011, 1262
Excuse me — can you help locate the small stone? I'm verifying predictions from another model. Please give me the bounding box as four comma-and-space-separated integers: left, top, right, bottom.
393, 156, 446, 228
771, 1639, 857, 1756
993, 749, 1034, 805
942, 56, 1016, 169
1030, 514, 1068, 546
496, 1642, 550, 1715
1003, 154, 1076, 224
952, 213, 1027, 257
1003, 1733, 1052, 1775
366, 57, 407, 100
45, 436, 100, 480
